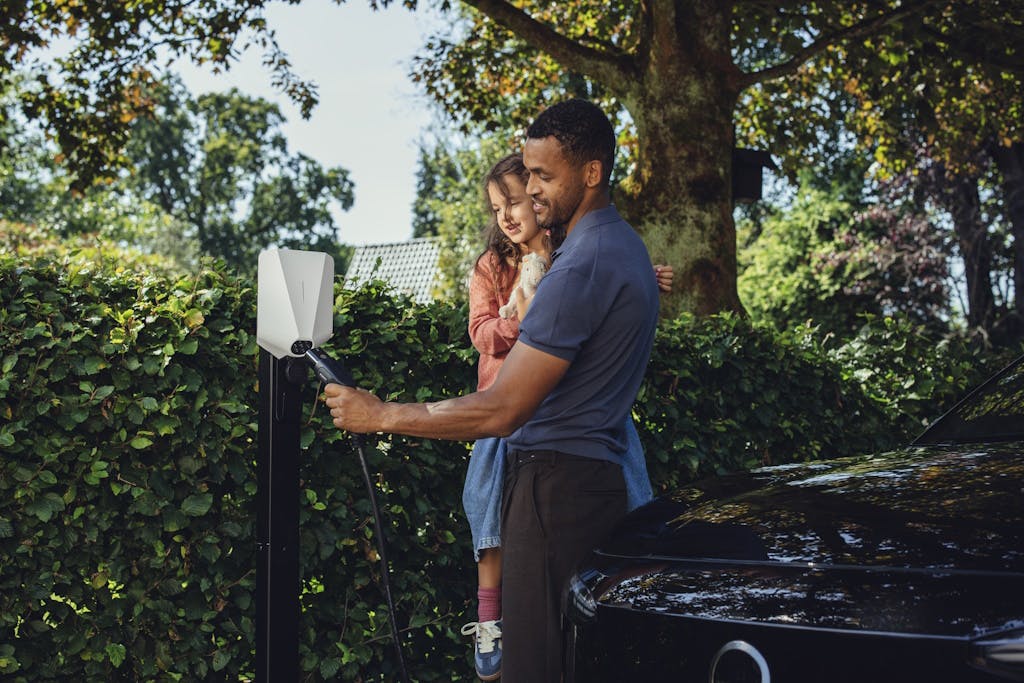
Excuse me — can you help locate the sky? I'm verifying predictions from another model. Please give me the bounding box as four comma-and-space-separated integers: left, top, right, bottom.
176, 0, 446, 247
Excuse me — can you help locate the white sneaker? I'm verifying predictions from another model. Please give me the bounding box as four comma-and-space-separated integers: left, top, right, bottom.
460, 619, 502, 681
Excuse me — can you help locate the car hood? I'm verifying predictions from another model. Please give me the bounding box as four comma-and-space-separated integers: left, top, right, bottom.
599, 443, 1024, 574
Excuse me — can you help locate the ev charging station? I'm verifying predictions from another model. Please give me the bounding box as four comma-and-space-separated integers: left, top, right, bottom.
255, 249, 336, 681
255, 248, 408, 682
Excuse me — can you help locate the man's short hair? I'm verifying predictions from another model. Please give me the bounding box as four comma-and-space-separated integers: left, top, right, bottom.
526, 99, 616, 186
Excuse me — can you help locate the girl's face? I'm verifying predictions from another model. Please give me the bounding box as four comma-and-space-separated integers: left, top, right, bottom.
488, 174, 545, 253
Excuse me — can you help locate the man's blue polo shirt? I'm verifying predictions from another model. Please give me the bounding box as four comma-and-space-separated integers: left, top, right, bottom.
506, 205, 659, 463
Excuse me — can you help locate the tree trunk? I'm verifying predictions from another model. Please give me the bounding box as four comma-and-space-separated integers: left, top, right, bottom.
990, 141, 1024, 322
615, 0, 744, 317
944, 171, 995, 331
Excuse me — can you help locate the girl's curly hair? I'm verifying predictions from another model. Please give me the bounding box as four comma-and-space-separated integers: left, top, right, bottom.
476, 153, 530, 294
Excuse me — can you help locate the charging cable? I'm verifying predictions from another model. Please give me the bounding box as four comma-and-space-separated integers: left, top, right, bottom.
301, 345, 412, 683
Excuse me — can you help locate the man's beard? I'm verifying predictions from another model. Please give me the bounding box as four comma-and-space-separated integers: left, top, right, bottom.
538, 183, 584, 232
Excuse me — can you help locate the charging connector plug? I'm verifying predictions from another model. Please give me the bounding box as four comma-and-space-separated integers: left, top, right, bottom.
300, 345, 356, 388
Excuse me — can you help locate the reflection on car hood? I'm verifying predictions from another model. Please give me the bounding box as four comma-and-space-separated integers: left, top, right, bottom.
599, 443, 1024, 574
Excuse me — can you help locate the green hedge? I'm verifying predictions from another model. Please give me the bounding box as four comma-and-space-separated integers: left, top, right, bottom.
636, 312, 997, 493
638, 312, 891, 487
0, 248, 479, 681
0, 245, 994, 681
1, 252, 262, 680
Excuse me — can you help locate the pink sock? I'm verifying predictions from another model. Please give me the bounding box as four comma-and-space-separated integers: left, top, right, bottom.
477, 586, 501, 623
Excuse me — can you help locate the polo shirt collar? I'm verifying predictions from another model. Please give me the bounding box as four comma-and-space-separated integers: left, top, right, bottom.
550, 205, 621, 263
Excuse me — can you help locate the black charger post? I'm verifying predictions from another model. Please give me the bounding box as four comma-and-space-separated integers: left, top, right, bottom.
255, 249, 336, 682
255, 348, 305, 680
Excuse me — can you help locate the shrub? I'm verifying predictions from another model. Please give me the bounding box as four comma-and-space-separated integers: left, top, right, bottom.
825, 315, 988, 439
1, 248, 264, 680
639, 313, 894, 493
0, 245, 478, 681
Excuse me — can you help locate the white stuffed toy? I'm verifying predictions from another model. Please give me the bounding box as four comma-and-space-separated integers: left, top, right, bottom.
499, 252, 549, 319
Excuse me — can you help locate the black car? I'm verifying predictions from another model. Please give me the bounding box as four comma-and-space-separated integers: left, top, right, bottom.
565, 354, 1024, 682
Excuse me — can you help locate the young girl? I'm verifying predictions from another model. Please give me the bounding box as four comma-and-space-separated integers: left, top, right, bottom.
459, 153, 671, 681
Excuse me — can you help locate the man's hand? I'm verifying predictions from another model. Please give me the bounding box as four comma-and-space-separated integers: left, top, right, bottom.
324, 384, 384, 433
514, 285, 534, 320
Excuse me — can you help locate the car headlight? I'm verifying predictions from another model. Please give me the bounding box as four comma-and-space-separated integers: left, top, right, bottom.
970, 629, 1024, 681
565, 572, 598, 625
710, 640, 770, 683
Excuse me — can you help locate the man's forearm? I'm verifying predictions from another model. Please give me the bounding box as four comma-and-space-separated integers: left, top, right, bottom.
377, 390, 521, 440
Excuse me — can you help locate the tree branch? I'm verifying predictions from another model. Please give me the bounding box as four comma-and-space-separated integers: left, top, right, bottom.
736, 0, 943, 90
460, 0, 636, 91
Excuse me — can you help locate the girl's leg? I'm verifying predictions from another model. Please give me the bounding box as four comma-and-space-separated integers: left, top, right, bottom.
461, 438, 506, 680
478, 547, 502, 588
463, 436, 506, 619
476, 547, 502, 622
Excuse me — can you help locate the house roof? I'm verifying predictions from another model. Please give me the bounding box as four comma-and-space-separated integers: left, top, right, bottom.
344, 237, 440, 304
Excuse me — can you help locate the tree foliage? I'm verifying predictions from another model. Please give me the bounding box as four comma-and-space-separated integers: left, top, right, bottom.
411, 0, 1024, 315
125, 77, 355, 273
3, 0, 1023, 315
1, 74, 355, 274
739, 170, 951, 338
0, 0, 328, 189
734, 1, 1024, 339
1, 74, 201, 268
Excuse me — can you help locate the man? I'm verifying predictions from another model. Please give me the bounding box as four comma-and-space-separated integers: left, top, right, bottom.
324, 99, 659, 682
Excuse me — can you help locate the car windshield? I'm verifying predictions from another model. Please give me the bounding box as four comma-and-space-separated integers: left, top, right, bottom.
914, 354, 1024, 445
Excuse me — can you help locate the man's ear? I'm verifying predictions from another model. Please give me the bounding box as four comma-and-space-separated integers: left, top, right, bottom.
583, 159, 603, 188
